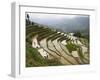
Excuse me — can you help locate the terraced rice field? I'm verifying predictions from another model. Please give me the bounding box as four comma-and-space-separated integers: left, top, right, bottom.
26, 23, 89, 67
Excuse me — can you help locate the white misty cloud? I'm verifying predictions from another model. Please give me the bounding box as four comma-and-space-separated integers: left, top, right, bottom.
27, 13, 77, 22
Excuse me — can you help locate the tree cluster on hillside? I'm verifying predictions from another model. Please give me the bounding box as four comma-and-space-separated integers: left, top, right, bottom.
73, 31, 89, 42
26, 14, 35, 26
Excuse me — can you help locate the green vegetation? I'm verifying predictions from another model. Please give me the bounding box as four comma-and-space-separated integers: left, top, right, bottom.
65, 43, 79, 53
26, 13, 89, 66
74, 31, 89, 42
74, 31, 82, 38
26, 43, 48, 67
26, 41, 62, 67
46, 58, 62, 66
77, 48, 89, 64
26, 14, 63, 67
79, 38, 89, 47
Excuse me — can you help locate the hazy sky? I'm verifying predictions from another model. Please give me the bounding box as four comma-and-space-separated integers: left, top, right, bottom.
26, 13, 89, 32
27, 13, 79, 22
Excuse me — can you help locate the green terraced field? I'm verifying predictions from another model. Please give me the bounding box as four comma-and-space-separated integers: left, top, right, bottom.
26, 23, 90, 67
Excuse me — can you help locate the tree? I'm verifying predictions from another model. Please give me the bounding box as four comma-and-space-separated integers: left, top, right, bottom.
26, 14, 31, 26
32, 22, 34, 25
74, 32, 81, 38
27, 14, 30, 20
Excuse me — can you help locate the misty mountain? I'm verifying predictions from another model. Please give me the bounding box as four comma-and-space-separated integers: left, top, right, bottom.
30, 14, 89, 33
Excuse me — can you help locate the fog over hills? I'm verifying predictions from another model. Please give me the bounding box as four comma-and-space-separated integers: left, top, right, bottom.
28, 13, 89, 33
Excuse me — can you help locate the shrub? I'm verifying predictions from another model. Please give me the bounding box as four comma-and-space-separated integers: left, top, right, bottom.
65, 43, 79, 53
